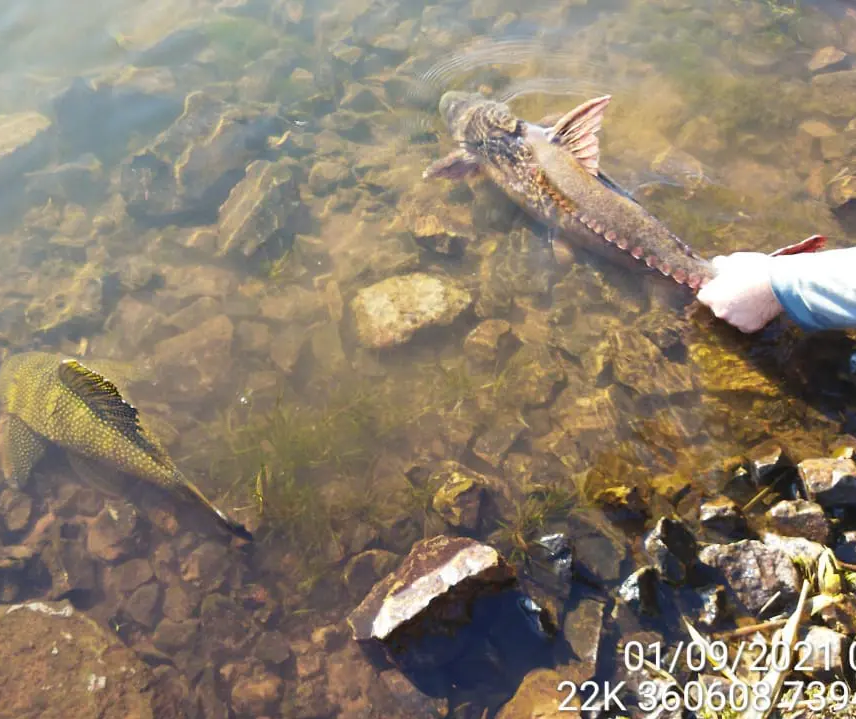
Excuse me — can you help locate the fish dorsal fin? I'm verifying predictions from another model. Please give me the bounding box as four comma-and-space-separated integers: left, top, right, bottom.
548, 95, 611, 176
57, 359, 163, 458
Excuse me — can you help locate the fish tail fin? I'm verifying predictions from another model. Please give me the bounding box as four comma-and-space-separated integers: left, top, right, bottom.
177, 472, 254, 542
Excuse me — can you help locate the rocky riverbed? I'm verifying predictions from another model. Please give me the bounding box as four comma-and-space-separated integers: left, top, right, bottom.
0, 0, 853, 716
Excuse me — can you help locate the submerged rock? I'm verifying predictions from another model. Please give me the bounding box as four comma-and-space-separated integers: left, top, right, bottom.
644, 517, 697, 585
0, 112, 53, 185
347, 536, 515, 662
619, 566, 660, 616
0, 601, 157, 718
351, 272, 472, 349
118, 91, 282, 221
430, 462, 487, 532
698, 540, 799, 615
217, 158, 299, 257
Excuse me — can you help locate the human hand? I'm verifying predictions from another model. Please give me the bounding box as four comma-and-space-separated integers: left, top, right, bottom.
696, 252, 784, 333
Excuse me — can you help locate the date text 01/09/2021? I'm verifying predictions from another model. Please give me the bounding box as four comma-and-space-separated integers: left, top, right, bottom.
555, 679, 856, 714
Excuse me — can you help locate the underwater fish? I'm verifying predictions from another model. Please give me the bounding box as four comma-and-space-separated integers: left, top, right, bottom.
0, 352, 252, 541
425, 92, 825, 288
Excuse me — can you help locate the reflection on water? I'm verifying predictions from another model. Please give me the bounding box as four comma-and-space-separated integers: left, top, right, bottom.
0, 0, 853, 715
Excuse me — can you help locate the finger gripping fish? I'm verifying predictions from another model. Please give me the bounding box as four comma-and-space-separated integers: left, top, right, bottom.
424, 91, 824, 288
0, 352, 252, 541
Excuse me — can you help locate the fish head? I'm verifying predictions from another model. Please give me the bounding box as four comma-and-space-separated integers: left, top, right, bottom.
436, 91, 532, 187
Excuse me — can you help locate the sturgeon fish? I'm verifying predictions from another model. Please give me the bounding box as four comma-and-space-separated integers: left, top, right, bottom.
424, 92, 824, 288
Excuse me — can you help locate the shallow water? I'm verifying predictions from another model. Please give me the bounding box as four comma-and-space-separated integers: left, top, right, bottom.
0, 0, 854, 716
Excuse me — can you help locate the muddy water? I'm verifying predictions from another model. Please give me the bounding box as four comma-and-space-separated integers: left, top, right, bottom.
0, 0, 854, 716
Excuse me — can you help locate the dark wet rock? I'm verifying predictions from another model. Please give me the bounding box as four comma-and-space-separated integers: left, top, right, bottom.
698, 540, 799, 615
562, 597, 606, 675
618, 566, 660, 616
200, 594, 255, 654
153, 618, 199, 654
378, 667, 450, 717
644, 517, 697, 585
268, 324, 309, 375
746, 440, 794, 485
153, 314, 234, 395
216, 158, 299, 257
162, 583, 197, 621
0, 601, 157, 718
567, 511, 628, 586
351, 272, 472, 349
231, 668, 284, 716
26, 153, 104, 206
197, 665, 229, 719
307, 159, 351, 196
343, 549, 401, 601
472, 415, 527, 469
41, 539, 97, 601
259, 285, 325, 324
118, 91, 282, 221
254, 631, 293, 666
125, 582, 161, 629
798, 626, 849, 677
697, 584, 730, 628
0, 487, 32, 533
86, 501, 141, 562
109, 558, 154, 594
0, 544, 36, 571
340, 83, 385, 114
497, 668, 581, 717
27, 263, 105, 335
610, 333, 693, 395
0, 111, 53, 185
463, 319, 516, 371
811, 69, 856, 117
700, 496, 747, 537
798, 457, 856, 508
476, 227, 554, 317
836, 530, 856, 564
504, 344, 566, 407
236, 320, 271, 354
430, 462, 487, 532
827, 169, 855, 213
162, 264, 239, 301
762, 531, 825, 566
116, 255, 158, 293
529, 533, 574, 598
181, 541, 230, 593
164, 296, 219, 332
347, 535, 515, 663
767, 499, 830, 544
808, 46, 848, 72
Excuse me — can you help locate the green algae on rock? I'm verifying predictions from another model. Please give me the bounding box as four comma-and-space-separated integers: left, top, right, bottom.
351, 272, 472, 349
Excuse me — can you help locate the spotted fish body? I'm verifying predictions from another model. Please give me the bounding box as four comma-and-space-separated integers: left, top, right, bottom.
425, 92, 824, 289
0, 352, 252, 541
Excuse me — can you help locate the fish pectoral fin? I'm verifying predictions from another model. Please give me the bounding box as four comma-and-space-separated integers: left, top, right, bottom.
0, 414, 47, 488
548, 95, 611, 176
66, 453, 124, 497
767, 234, 826, 257
423, 148, 481, 180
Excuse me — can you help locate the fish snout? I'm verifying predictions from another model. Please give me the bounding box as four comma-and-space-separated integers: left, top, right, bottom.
438, 91, 476, 134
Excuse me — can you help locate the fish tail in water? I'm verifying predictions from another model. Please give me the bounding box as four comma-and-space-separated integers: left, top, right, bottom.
178, 471, 253, 541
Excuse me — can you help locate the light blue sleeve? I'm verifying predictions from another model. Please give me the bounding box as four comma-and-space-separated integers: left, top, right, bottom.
770, 249, 856, 332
